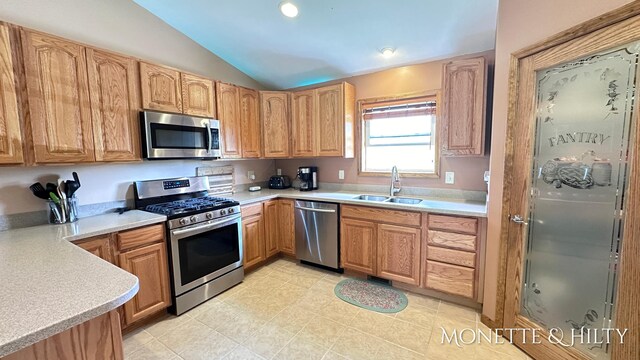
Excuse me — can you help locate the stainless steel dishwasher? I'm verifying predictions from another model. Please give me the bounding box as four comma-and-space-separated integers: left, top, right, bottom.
294, 200, 340, 270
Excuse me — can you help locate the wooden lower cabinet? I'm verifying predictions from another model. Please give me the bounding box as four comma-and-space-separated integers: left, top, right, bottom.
75, 235, 113, 264
263, 200, 280, 257
278, 199, 295, 255
340, 218, 376, 275
4, 310, 124, 360
377, 224, 421, 285
118, 242, 171, 325
241, 203, 266, 269
72, 224, 171, 329
424, 260, 475, 298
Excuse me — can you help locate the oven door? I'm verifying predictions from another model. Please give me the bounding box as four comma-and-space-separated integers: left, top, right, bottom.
142, 111, 221, 159
169, 215, 243, 295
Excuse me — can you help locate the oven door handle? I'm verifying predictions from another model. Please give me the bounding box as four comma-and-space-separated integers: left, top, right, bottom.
206, 122, 213, 153
171, 216, 239, 238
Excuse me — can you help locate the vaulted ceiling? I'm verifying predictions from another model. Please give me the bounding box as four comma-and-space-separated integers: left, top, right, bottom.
133, 0, 498, 89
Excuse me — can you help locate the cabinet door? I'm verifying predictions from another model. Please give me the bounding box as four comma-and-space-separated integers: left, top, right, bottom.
119, 242, 171, 325
0, 24, 23, 165
261, 91, 290, 158
441, 57, 485, 156
181, 73, 215, 117
240, 87, 261, 158
340, 218, 376, 274
139, 62, 182, 113
377, 224, 421, 285
75, 235, 113, 263
263, 200, 280, 257
278, 199, 295, 255
316, 84, 343, 157
216, 82, 242, 158
242, 214, 265, 268
22, 30, 95, 163
86, 48, 140, 162
291, 89, 315, 157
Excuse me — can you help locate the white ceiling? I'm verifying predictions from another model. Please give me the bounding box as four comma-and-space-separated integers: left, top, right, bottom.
133, 0, 498, 89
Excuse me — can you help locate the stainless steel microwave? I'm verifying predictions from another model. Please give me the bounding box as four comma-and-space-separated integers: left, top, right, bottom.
141, 111, 221, 160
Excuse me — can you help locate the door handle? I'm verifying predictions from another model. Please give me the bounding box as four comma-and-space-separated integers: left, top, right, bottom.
295, 206, 336, 213
511, 215, 528, 225
206, 122, 213, 153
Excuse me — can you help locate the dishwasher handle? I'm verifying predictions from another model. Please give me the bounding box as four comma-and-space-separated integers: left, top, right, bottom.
295, 206, 336, 213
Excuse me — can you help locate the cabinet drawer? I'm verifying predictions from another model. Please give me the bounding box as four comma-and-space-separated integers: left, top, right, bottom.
427, 245, 475, 268
241, 202, 263, 217
117, 224, 165, 251
425, 260, 474, 299
428, 230, 476, 252
341, 205, 421, 227
428, 214, 477, 234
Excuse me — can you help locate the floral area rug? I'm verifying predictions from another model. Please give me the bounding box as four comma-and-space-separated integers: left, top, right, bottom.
334, 279, 408, 313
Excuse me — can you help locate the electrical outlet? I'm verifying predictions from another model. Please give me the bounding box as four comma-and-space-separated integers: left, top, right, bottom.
338, 170, 345, 180
247, 170, 255, 181
277, 168, 282, 176
445, 172, 455, 184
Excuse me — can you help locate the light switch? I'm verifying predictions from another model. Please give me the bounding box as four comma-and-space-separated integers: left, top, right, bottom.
338, 170, 345, 180
277, 168, 282, 176
445, 172, 455, 184
247, 170, 255, 180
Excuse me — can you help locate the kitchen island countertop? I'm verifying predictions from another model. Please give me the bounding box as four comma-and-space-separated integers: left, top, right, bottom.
0, 210, 167, 357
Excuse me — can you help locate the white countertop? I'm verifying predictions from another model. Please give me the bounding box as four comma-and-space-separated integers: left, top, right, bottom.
231, 189, 487, 217
0, 210, 167, 357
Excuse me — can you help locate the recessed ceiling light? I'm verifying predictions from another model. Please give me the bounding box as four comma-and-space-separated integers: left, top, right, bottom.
380, 48, 396, 58
279, 2, 299, 18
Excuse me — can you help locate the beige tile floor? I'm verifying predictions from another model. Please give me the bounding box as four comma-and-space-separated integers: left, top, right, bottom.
124, 259, 531, 360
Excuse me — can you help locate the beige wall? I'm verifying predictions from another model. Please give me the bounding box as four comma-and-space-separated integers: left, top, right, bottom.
0, 0, 263, 89
0, 0, 274, 216
277, 50, 495, 192
483, 0, 633, 321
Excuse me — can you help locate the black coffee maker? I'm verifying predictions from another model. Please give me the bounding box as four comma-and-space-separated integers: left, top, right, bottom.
298, 166, 318, 191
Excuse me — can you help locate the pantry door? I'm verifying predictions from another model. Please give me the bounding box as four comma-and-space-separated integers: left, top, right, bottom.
502, 11, 640, 360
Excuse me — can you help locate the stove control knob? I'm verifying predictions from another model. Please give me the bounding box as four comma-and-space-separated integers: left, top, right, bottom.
190, 216, 197, 223
220, 209, 227, 216
206, 212, 214, 220
228, 208, 235, 214
179, 218, 189, 225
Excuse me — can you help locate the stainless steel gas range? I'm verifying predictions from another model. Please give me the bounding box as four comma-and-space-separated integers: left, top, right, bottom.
134, 176, 243, 315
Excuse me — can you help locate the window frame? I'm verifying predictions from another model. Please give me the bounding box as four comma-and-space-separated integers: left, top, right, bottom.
357, 90, 441, 178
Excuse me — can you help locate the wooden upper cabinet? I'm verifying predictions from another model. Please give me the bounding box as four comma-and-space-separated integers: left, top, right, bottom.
0, 24, 23, 165
22, 30, 95, 163
139, 62, 182, 113
181, 72, 215, 117
377, 224, 421, 285
291, 90, 316, 157
216, 82, 242, 158
239, 87, 261, 158
441, 57, 486, 156
86, 49, 140, 162
340, 218, 376, 275
263, 200, 280, 257
260, 91, 290, 158
315, 83, 355, 158
278, 199, 295, 255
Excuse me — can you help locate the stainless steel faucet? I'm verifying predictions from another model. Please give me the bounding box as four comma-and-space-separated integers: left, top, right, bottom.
390, 166, 401, 196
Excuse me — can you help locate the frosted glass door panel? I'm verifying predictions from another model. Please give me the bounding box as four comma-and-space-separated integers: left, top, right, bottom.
522, 42, 638, 359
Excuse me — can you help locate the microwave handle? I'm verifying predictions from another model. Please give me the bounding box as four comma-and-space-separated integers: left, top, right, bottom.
206, 122, 213, 153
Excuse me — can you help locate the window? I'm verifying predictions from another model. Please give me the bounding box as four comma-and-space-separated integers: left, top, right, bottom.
360, 95, 438, 175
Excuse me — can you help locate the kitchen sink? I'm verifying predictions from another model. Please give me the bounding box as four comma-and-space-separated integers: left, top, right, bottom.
353, 195, 390, 202
386, 197, 424, 205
